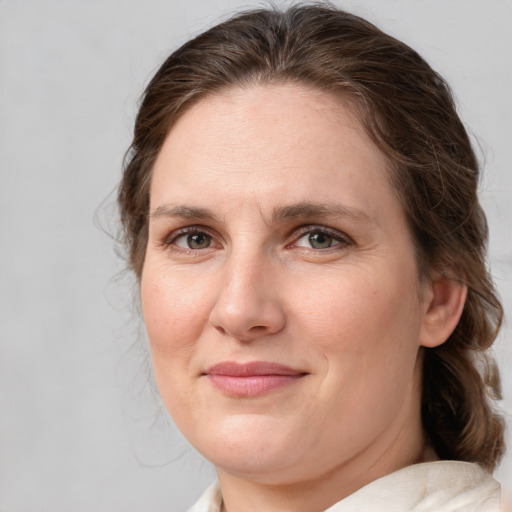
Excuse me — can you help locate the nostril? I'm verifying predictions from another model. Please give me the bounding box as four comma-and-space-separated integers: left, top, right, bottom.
250, 325, 267, 332
215, 325, 227, 335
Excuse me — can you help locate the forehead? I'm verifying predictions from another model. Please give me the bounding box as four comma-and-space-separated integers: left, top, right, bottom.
150, 83, 395, 220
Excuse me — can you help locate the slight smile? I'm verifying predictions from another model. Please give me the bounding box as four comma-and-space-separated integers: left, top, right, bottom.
204, 361, 307, 397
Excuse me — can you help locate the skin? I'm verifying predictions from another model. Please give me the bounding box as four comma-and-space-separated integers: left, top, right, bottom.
141, 84, 466, 512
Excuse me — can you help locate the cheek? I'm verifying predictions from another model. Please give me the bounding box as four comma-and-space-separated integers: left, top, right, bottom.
140, 269, 212, 365
295, 270, 422, 433
291, 264, 422, 385
140, 269, 217, 425
296, 268, 417, 341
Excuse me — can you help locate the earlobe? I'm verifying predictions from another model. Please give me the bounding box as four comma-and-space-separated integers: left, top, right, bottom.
419, 272, 468, 348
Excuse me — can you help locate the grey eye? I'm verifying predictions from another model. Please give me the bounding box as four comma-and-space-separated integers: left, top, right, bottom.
187, 233, 211, 249
295, 230, 342, 249
308, 232, 335, 249
174, 232, 212, 249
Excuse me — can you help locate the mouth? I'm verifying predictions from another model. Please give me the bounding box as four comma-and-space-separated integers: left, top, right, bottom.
203, 361, 307, 397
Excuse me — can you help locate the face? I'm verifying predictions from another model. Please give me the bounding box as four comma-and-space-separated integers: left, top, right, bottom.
141, 84, 430, 487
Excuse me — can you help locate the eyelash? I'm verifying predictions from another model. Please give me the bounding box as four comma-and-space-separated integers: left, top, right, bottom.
161, 225, 352, 253
290, 226, 352, 251
162, 226, 218, 252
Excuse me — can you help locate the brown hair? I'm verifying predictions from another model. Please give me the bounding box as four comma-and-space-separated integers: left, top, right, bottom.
118, 3, 504, 470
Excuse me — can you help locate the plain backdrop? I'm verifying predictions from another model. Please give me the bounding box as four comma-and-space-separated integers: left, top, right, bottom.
0, 1, 511, 510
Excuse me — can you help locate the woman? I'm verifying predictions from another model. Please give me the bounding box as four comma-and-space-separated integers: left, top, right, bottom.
118, 4, 504, 511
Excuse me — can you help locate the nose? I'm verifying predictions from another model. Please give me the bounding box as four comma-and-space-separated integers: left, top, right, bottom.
208, 255, 286, 342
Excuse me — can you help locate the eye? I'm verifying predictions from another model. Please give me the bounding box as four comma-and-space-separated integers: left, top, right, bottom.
174, 231, 212, 249
301, 232, 338, 249
292, 228, 350, 250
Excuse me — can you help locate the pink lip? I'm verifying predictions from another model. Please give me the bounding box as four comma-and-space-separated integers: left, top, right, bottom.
204, 361, 306, 397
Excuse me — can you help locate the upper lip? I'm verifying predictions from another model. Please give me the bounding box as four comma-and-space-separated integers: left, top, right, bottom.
204, 361, 306, 377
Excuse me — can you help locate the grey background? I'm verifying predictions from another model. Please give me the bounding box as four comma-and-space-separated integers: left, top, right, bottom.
0, 1, 510, 510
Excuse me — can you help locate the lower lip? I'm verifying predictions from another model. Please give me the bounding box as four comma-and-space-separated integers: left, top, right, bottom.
207, 374, 303, 397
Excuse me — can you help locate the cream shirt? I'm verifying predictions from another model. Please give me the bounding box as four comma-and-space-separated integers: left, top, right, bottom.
187, 461, 501, 512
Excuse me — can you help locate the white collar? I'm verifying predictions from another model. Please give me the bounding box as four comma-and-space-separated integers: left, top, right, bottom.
187, 461, 501, 512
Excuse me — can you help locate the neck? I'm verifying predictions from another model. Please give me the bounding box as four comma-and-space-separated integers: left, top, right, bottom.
218, 440, 426, 512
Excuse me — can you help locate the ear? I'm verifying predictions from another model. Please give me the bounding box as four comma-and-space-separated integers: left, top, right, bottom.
419, 272, 467, 348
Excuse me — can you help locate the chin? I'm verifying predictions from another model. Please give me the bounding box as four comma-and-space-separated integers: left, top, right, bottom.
190, 413, 308, 481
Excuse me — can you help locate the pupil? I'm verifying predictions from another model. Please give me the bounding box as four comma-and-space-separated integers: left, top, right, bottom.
188, 233, 210, 249
309, 232, 332, 249
309, 233, 332, 249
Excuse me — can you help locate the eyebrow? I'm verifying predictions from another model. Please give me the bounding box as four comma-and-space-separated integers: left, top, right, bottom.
271, 202, 372, 224
149, 201, 373, 225
150, 204, 220, 222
